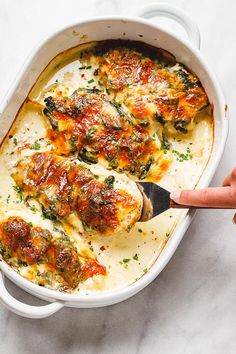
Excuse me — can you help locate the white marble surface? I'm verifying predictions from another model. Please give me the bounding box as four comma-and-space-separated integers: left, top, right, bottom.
0, 0, 236, 353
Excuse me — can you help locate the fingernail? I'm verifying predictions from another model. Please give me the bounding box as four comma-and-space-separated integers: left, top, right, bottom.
170, 190, 181, 202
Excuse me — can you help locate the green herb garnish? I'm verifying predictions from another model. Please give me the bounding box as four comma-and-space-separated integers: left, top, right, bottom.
31, 140, 41, 150
161, 138, 170, 153
30, 205, 37, 213
133, 253, 139, 261
41, 206, 57, 221
105, 175, 115, 188
119, 258, 131, 269
85, 128, 96, 141
172, 147, 193, 162
13, 185, 23, 202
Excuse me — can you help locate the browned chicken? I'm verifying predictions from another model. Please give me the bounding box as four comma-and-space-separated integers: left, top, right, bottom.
0, 216, 106, 291
11, 152, 142, 235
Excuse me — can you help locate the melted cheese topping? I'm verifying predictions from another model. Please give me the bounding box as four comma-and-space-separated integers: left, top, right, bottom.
0, 40, 214, 294
11, 150, 142, 235
0, 209, 106, 292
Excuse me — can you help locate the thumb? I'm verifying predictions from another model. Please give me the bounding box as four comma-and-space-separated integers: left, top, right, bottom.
170, 186, 236, 208
233, 213, 236, 224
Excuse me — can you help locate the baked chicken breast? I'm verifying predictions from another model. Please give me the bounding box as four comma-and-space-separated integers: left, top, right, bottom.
11, 151, 143, 236
43, 89, 162, 179
0, 216, 106, 291
96, 44, 209, 134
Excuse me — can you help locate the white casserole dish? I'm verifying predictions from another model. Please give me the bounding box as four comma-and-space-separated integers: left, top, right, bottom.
0, 3, 228, 318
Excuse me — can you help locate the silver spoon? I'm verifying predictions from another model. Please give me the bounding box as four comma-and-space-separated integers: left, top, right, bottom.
137, 182, 234, 222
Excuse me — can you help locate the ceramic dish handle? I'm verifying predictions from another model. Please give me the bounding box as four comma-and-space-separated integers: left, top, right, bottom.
0, 272, 64, 319
137, 3, 201, 49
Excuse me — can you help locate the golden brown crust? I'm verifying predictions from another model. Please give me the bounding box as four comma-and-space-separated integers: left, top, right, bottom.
96, 45, 208, 132
43, 42, 209, 180
44, 91, 159, 178
0, 216, 106, 291
12, 152, 139, 235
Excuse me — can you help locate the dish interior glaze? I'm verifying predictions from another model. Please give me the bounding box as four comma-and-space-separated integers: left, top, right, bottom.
0, 40, 213, 294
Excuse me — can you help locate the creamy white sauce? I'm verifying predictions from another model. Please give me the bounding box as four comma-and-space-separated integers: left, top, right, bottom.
0, 42, 214, 293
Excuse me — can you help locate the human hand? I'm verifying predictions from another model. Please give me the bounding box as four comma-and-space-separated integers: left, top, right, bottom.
170, 167, 236, 223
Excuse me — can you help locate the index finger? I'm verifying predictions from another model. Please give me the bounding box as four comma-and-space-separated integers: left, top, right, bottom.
170, 186, 236, 208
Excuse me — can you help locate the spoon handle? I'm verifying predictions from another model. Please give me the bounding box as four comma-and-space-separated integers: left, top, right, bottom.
170, 199, 235, 209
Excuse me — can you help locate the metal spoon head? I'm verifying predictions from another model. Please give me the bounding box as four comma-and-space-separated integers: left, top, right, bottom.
137, 182, 171, 222
137, 183, 154, 221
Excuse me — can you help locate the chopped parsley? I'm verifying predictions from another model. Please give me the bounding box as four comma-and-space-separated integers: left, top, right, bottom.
41, 206, 56, 221
172, 147, 193, 162
13, 138, 18, 146
133, 253, 139, 261
119, 258, 131, 269
105, 175, 115, 188
88, 79, 94, 84
85, 128, 96, 141
161, 138, 170, 154
31, 140, 41, 150
30, 205, 37, 213
12, 185, 23, 202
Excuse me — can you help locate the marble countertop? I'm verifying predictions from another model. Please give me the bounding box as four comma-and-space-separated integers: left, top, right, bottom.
0, 0, 236, 353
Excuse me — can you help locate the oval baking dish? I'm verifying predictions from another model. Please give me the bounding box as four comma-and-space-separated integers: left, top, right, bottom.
0, 3, 228, 318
